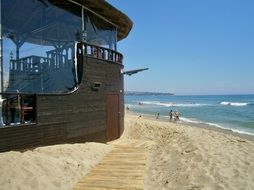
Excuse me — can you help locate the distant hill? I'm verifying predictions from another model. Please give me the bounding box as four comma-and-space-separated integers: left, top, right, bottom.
125, 91, 174, 96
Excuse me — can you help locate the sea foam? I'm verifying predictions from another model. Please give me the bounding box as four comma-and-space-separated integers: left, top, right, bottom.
140, 101, 209, 107
180, 117, 254, 136
180, 117, 203, 124
220, 102, 249, 106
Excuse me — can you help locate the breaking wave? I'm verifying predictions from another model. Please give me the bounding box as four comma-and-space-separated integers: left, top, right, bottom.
180, 117, 254, 136
140, 101, 209, 107
220, 102, 249, 106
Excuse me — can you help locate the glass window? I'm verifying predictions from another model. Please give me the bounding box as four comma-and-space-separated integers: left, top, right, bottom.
1, 0, 82, 94
84, 9, 117, 50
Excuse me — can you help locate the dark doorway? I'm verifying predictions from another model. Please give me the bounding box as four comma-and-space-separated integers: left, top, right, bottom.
106, 93, 120, 141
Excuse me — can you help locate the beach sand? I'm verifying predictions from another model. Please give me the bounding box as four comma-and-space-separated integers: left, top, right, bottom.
0, 113, 254, 190
0, 143, 112, 190
123, 112, 254, 190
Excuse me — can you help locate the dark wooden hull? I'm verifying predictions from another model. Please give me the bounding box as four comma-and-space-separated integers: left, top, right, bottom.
0, 56, 124, 152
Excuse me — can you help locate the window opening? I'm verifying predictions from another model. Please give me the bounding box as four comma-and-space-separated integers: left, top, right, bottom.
2, 94, 36, 126
1, 0, 82, 94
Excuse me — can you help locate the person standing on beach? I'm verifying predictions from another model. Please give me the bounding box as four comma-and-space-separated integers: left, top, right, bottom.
169, 110, 173, 121
156, 112, 160, 119
175, 110, 181, 121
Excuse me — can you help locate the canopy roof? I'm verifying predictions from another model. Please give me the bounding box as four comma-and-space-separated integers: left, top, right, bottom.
2, 0, 133, 44
58, 0, 133, 41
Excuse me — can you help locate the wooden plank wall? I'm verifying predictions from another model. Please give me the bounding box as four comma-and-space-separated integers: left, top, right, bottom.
0, 56, 124, 152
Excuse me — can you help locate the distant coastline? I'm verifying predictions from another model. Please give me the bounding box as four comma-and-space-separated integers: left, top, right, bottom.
125, 91, 174, 96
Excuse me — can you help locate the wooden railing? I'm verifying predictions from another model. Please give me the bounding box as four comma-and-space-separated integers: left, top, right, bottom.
83, 43, 123, 64
10, 56, 49, 73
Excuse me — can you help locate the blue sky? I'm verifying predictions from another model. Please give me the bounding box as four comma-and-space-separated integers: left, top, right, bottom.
108, 0, 254, 95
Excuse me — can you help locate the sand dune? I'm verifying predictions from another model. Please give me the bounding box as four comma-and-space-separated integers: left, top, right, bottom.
0, 143, 112, 190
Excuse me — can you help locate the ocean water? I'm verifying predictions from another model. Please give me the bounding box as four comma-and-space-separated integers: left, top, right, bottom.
125, 94, 254, 135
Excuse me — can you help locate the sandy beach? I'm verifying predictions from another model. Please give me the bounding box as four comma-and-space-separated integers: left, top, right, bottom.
1, 112, 254, 189
0, 143, 112, 190
124, 112, 254, 190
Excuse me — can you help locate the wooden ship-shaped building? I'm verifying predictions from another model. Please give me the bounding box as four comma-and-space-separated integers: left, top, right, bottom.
0, 0, 133, 152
